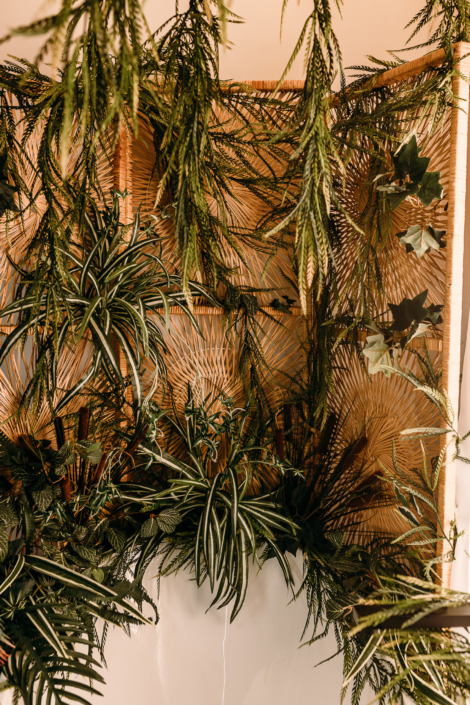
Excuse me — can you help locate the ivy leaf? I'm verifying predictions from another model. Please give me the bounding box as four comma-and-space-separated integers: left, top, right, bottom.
157, 508, 182, 534
398, 225, 445, 258
377, 182, 410, 211
408, 321, 431, 342
140, 517, 159, 538
428, 226, 446, 247
388, 291, 429, 330
417, 171, 444, 207
32, 487, 54, 512
426, 303, 444, 325
363, 334, 392, 375
76, 441, 102, 465
392, 136, 429, 183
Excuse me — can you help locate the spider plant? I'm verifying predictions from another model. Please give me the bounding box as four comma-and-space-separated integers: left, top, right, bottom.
116, 391, 298, 621
0, 193, 214, 416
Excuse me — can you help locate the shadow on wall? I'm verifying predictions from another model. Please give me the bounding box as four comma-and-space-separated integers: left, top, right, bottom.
89, 555, 355, 705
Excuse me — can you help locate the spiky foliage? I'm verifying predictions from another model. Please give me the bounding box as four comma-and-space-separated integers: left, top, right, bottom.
0, 193, 213, 416
266, 0, 343, 312
121, 391, 297, 621
138, 2, 291, 302
0, 0, 229, 159
407, 0, 470, 47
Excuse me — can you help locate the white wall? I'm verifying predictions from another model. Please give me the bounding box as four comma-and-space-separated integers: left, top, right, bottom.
91, 555, 346, 705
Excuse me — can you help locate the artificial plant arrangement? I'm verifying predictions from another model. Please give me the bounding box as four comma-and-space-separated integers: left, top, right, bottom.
0, 0, 470, 704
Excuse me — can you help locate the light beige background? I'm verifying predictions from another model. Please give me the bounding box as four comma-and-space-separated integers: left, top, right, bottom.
0, 3, 437, 705
1, 0, 426, 78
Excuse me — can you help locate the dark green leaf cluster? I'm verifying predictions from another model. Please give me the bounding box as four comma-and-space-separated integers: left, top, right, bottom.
377, 136, 444, 210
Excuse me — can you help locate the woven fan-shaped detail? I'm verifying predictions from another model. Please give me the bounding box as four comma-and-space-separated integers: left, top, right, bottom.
130, 106, 297, 305
144, 307, 304, 491
157, 308, 304, 411
333, 109, 450, 315
329, 347, 441, 541
0, 340, 93, 444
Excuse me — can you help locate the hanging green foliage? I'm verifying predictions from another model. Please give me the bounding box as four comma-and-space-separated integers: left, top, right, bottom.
0, 0, 469, 703
0, 193, 215, 415
266, 0, 343, 312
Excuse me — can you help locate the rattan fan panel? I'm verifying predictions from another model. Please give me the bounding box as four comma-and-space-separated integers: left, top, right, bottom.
333, 109, 451, 316
330, 347, 441, 540
130, 110, 297, 305
154, 308, 305, 411
0, 339, 93, 444
0, 121, 47, 309
143, 308, 304, 490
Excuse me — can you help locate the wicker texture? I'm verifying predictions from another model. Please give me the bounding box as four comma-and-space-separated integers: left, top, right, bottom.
331, 347, 441, 540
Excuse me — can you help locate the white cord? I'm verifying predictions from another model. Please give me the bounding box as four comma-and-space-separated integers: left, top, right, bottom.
221, 606, 229, 705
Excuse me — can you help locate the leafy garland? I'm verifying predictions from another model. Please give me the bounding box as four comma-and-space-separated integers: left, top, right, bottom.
0, 1, 470, 704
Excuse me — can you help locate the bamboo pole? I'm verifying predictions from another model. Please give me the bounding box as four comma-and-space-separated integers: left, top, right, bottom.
113, 125, 134, 409
437, 43, 470, 586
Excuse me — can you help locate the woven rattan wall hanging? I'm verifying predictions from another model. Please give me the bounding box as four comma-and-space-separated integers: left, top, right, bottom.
2, 4, 470, 701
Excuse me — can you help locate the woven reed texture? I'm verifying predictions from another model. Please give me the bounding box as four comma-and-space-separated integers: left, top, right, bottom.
112, 50, 470, 584
146, 308, 305, 494
331, 346, 442, 542
129, 111, 298, 305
